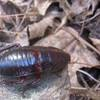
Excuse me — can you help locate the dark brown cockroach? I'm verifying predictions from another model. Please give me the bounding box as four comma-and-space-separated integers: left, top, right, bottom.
0, 46, 70, 95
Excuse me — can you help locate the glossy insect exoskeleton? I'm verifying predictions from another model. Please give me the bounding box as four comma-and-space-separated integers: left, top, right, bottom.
0, 46, 70, 92
76, 67, 100, 87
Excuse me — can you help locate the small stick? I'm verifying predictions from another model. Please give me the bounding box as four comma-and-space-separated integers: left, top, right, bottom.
69, 61, 93, 66
77, 69, 100, 83
80, 16, 86, 35
0, 12, 38, 19
67, 27, 100, 55
69, 87, 100, 100
75, 11, 100, 24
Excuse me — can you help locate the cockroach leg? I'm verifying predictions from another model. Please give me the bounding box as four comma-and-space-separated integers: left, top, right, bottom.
0, 43, 21, 53
34, 64, 42, 79
21, 79, 40, 98
54, 71, 62, 77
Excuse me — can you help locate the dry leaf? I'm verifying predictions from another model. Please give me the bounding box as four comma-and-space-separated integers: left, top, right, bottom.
28, 16, 54, 39
35, 27, 74, 49
71, 0, 98, 15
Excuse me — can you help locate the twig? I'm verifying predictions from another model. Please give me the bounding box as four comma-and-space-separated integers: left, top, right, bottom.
75, 11, 100, 24
0, 12, 38, 18
77, 69, 100, 83
70, 61, 93, 67
16, 0, 33, 31
70, 87, 100, 100
69, 87, 89, 96
64, 0, 71, 9
80, 16, 86, 35
0, 29, 19, 34
67, 27, 100, 55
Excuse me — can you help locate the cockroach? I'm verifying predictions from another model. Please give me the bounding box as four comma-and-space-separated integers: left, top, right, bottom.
0, 45, 70, 96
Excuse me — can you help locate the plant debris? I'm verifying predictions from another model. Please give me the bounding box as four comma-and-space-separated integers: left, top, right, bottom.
0, 0, 100, 100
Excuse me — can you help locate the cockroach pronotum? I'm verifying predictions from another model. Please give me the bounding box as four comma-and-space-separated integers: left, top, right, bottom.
0, 45, 70, 96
